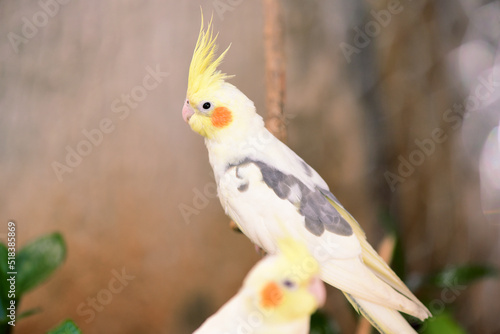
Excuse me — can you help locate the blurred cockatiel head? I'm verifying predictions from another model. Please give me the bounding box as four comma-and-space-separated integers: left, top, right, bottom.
182, 17, 262, 142
193, 238, 326, 334
244, 237, 326, 321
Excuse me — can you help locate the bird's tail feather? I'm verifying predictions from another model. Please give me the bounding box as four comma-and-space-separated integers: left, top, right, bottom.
320, 260, 429, 320
344, 293, 418, 334
327, 198, 431, 320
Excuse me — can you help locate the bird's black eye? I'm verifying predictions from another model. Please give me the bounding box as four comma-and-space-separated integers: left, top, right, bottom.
282, 279, 296, 290
202, 102, 211, 110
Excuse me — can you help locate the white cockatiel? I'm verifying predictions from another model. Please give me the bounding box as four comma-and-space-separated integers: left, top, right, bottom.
182, 18, 432, 334
194, 238, 326, 334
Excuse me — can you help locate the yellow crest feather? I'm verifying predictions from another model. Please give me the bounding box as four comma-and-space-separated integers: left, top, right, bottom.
187, 14, 233, 99
277, 237, 319, 275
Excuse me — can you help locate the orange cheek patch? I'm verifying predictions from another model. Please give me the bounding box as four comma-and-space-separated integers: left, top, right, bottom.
211, 107, 233, 128
260, 282, 283, 308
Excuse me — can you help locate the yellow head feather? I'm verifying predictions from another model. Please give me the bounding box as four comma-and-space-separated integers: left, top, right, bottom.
244, 237, 323, 322
277, 237, 319, 276
187, 15, 233, 100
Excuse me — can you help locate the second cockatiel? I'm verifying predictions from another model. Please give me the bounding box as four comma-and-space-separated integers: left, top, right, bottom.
182, 18, 432, 334
194, 238, 326, 334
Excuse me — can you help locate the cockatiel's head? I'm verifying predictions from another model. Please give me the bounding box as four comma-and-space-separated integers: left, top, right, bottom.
242, 238, 326, 324
182, 17, 261, 141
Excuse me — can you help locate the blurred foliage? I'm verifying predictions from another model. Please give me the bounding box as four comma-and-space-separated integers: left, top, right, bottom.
426, 264, 499, 289
310, 310, 341, 334
16, 233, 66, 296
0, 232, 73, 333
416, 263, 498, 333
378, 210, 407, 280
47, 319, 82, 334
420, 312, 467, 334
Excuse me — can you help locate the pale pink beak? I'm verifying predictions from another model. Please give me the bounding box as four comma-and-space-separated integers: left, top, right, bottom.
182, 100, 194, 123
309, 277, 326, 307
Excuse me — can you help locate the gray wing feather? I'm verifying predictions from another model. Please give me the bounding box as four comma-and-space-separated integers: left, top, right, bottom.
229, 159, 353, 237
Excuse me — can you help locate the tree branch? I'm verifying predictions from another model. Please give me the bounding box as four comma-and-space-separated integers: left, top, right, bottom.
262, 0, 287, 141
230, 0, 288, 234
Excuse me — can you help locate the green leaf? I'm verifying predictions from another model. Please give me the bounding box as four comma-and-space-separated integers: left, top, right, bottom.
420, 312, 467, 334
309, 310, 341, 334
47, 319, 82, 334
18, 307, 42, 320
429, 264, 498, 288
16, 232, 66, 297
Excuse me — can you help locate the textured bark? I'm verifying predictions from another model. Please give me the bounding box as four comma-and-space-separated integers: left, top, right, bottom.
263, 0, 287, 141
229, 0, 287, 233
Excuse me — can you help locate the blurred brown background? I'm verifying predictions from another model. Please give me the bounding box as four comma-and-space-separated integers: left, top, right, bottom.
1, 0, 499, 333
